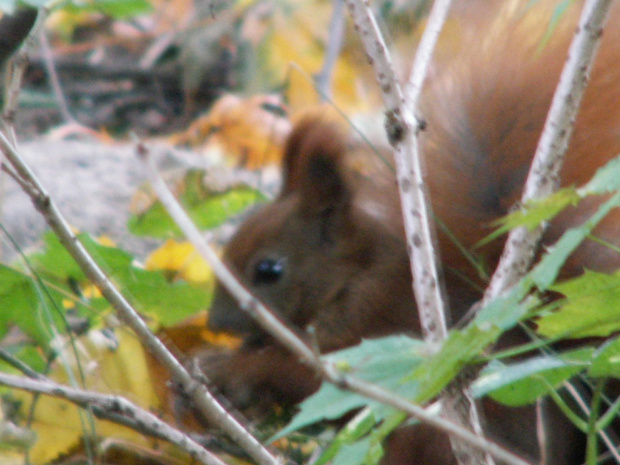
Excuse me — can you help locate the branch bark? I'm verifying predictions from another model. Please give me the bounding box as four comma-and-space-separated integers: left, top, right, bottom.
0, 371, 226, 465
344, 1, 497, 464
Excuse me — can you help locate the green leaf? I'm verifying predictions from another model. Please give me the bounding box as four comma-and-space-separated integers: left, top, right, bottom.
30, 232, 87, 281
409, 323, 503, 403
479, 187, 579, 247
589, 336, 620, 379
128, 181, 265, 238
275, 336, 425, 438
472, 348, 593, 406
474, 285, 533, 330
479, 154, 620, 254
0, 264, 67, 347
313, 408, 376, 465
0, 265, 38, 339
530, 229, 590, 290
60, 0, 152, 18
531, 190, 620, 291
332, 438, 372, 465
580, 153, 620, 195
0, 345, 46, 375
30, 231, 209, 328
96, 0, 152, 18
537, 270, 620, 338
116, 267, 210, 327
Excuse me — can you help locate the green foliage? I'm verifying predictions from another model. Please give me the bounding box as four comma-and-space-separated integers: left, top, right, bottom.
313, 409, 376, 465
275, 336, 426, 440
589, 336, 620, 379
56, 0, 152, 18
538, 271, 620, 339
472, 348, 594, 406
128, 171, 266, 238
1, 0, 152, 17
481, 187, 580, 246
0, 232, 210, 360
481, 153, 620, 249
0, 263, 68, 347
531, 191, 620, 290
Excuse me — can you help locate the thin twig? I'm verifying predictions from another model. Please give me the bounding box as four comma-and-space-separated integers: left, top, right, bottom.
344, 2, 496, 464
344, 0, 449, 345
38, 28, 76, 124
0, 372, 227, 465
315, 0, 346, 100
0, 132, 281, 465
563, 381, 620, 463
403, 0, 453, 107
138, 143, 531, 465
0, 347, 45, 380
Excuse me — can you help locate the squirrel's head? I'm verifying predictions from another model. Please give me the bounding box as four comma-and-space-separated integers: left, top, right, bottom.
207, 117, 416, 349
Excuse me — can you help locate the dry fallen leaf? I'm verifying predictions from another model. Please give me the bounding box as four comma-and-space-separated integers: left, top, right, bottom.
16, 330, 161, 464
169, 94, 291, 169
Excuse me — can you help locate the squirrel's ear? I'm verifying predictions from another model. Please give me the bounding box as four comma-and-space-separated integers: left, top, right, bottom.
280, 117, 352, 217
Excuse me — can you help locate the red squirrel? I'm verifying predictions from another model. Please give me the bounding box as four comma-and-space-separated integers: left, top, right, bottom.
202, 1, 620, 463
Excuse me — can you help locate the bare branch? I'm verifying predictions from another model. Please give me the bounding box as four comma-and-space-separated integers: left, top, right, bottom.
0, 132, 281, 465
315, 0, 346, 100
345, 0, 447, 358
0, 347, 45, 380
0, 372, 226, 465
403, 0, 454, 107
484, 0, 615, 299
38, 27, 76, 124
138, 144, 531, 465
344, 2, 498, 464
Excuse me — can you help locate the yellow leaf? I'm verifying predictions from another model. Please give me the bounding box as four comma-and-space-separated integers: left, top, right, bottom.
258, 1, 376, 114
145, 239, 215, 285
199, 327, 243, 350
17, 330, 161, 464
0, 451, 24, 465
169, 94, 291, 169
96, 235, 117, 248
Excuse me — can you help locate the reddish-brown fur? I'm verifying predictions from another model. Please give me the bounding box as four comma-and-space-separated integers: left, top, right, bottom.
203, 1, 620, 463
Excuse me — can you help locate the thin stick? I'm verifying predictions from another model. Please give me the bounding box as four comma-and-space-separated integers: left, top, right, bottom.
0, 372, 226, 465
315, 0, 346, 100
344, 2, 497, 464
38, 28, 75, 124
403, 0, 454, 107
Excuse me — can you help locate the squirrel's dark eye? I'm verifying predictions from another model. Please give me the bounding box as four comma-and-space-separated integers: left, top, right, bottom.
253, 258, 285, 285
